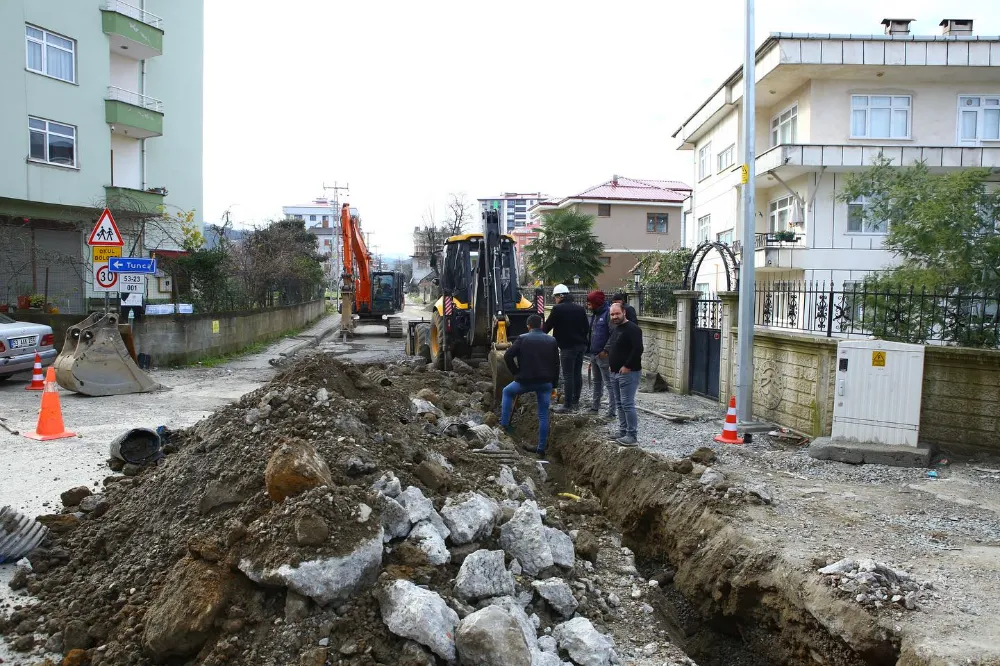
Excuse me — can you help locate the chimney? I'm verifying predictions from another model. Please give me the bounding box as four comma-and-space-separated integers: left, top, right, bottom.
881, 18, 914, 36
940, 19, 973, 36
612, 174, 619, 186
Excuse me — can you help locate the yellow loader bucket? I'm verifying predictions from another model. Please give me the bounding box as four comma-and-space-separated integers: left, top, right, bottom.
53, 313, 165, 396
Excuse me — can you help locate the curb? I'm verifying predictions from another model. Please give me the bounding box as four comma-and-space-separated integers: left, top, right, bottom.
277, 319, 342, 360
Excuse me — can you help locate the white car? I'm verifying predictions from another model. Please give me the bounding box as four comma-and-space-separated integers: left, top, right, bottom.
0, 314, 56, 381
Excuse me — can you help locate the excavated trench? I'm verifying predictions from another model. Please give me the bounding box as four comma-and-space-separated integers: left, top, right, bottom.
514, 416, 904, 666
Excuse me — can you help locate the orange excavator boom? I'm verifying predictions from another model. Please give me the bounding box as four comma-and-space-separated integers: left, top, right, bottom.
340, 203, 373, 313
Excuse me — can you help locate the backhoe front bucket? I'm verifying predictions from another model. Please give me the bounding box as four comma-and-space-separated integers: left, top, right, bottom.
53, 313, 165, 396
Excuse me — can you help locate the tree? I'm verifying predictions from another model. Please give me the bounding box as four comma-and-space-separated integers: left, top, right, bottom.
525, 208, 605, 286
839, 157, 1000, 292
444, 192, 474, 235
634, 248, 692, 286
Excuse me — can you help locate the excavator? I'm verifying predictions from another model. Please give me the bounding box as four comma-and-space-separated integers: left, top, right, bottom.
339, 203, 405, 338
406, 209, 543, 400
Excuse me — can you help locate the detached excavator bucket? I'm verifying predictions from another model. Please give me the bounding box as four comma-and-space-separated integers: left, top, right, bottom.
53, 313, 165, 396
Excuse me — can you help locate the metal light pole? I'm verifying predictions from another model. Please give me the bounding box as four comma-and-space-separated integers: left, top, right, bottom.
736, 0, 757, 423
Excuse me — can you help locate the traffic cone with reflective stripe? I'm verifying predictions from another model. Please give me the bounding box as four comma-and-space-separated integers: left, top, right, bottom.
714, 395, 744, 445
24, 353, 45, 391
24, 368, 75, 441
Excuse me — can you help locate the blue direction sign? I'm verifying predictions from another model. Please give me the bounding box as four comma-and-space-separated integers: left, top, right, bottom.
108, 257, 157, 274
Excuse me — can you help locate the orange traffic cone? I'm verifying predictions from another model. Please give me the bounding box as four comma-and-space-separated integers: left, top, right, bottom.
23, 368, 76, 441
24, 353, 45, 390
714, 395, 744, 445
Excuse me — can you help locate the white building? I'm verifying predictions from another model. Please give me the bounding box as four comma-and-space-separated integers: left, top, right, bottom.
478, 192, 548, 234
282, 198, 342, 293
674, 17, 1000, 292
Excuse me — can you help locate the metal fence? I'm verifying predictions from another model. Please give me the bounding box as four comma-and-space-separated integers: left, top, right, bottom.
755, 281, 1000, 348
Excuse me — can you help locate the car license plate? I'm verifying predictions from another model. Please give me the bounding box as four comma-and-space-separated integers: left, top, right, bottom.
9, 336, 35, 349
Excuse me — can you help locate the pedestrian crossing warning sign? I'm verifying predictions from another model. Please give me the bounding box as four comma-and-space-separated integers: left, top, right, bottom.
88, 208, 124, 246
872, 350, 886, 367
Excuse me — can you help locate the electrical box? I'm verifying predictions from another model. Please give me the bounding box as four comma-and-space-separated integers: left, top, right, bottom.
832, 340, 925, 448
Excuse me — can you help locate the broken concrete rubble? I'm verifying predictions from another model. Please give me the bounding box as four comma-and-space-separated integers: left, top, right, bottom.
500, 500, 553, 575
457, 605, 532, 666
532, 578, 579, 619
553, 616, 616, 666
375, 578, 459, 662
454, 549, 516, 601
406, 520, 451, 565
397, 485, 435, 524
441, 492, 501, 545
544, 526, 575, 568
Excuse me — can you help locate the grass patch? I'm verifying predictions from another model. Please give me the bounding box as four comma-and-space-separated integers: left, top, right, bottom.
187, 325, 305, 368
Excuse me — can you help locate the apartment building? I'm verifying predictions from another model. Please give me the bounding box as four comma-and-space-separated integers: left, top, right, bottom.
531, 176, 691, 291
478, 192, 548, 234
674, 18, 1000, 292
282, 198, 345, 293
0, 1, 203, 312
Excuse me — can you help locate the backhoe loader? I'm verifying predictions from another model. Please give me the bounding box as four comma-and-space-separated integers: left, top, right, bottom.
406, 209, 543, 401
53, 311, 164, 396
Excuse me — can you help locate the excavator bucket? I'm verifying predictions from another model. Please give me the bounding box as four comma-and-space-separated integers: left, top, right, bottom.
487, 346, 514, 408
53, 312, 165, 396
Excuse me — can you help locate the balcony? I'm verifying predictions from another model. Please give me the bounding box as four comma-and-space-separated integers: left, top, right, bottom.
105, 186, 165, 213
101, 0, 163, 59
106, 87, 163, 138
730, 232, 808, 272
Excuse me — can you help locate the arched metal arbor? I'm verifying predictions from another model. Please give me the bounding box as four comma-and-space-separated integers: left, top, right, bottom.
682, 241, 740, 291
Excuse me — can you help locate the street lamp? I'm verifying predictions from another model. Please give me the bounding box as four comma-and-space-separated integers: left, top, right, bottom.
633, 269, 641, 288
573, 275, 580, 286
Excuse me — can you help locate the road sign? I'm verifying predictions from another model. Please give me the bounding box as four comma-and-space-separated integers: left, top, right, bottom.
93, 246, 122, 262
93, 262, 119, 292
108, 257, 157, 274
88, 209, 124, 246
740, 164, 749, 184
118, 273, 146, 294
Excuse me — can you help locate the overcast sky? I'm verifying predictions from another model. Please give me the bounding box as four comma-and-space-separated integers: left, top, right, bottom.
203, 1, 1000, 256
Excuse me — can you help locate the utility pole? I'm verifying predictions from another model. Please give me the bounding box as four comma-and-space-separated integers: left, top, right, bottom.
736, 0, 757, 423
323, 182, 349, 306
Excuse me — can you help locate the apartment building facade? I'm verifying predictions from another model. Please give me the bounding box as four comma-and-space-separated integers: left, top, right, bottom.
478, 192, 548, 234
0, 0, 203, 312
531, 176, 690, 291
283, 198, 344, 294
674, 18, 1000, 293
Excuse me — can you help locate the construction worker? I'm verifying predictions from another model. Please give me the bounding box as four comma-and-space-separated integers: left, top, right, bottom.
607, 301, 644, 446
586, 290, 615, 420
500, 314, 560, 458
543, 284, 589, 413
611, 292, 638, 324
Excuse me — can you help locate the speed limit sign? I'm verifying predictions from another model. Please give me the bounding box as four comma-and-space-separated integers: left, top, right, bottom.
93, 262, 119, 293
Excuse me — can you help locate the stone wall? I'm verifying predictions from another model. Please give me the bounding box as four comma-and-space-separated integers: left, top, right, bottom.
636, 316, 678, 389
920, 346, 1000, 457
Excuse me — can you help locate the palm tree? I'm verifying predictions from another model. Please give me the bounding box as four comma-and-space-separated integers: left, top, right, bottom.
525, 209, 605, 286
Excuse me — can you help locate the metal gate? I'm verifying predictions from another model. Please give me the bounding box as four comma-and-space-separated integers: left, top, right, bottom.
689, 299, 721, 399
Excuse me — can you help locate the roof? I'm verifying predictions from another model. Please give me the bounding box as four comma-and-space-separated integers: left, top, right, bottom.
558, 177, 691, 205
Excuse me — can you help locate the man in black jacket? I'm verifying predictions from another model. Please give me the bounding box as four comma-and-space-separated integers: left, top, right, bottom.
611, 292, 638, 324
501, 314, 559, 457
607, 302, 643, 446
543, 284, 590, 413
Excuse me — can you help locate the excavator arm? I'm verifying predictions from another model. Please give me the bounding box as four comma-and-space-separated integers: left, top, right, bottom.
341, 203, 373, 314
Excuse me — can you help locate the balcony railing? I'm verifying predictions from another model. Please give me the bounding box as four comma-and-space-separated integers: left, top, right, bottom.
107, 86, 163, 113
105, 0, 162, 29
731, 232, 804, 256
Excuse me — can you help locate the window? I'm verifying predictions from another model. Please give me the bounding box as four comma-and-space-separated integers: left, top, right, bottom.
851, 95, 910, 139
28, 117, 76, 167
597, 204, 611, 217
716, 229, 734, 246
717, 144, 735, 172
309, 215, 316, 221
958, 96, 1000, 142
698, 142, 712, 181
646, 213, 668, 233
293, 214, 303, 220
322, 215, 328, 222
599, 256, 611, 266
770, 104, 798, 146
25, 25, 75, 83
697, 215, 711, 244
768, 196, 795, 232
847, 196, 888, 234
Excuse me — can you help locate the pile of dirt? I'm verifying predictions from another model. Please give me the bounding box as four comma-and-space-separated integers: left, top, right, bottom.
0, 354, 696, 666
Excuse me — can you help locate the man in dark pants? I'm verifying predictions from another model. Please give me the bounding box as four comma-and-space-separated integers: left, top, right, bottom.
586, 290, 614, 419
543, 284, 589, 413
500, 314, 560, 458
611, 292, 638, 324
607, 302, 644, 446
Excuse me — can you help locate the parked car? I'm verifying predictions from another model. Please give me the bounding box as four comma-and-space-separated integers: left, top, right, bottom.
0, 314, 56, 380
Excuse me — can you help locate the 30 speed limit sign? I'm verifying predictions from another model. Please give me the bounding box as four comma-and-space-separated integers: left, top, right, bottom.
93, 262, 118, 293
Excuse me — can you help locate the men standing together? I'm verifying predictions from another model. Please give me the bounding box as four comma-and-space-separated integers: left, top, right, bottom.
606, 301, 643, 446
543, 284, 589, 413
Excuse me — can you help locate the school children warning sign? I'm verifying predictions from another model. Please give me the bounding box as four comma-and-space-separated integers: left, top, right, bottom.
88, 209, 124, 246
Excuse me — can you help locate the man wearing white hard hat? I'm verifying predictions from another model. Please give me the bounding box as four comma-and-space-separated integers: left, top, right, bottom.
543, 284, 589, 413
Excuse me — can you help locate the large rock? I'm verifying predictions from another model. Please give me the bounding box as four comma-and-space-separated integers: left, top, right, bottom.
499, 501, 553, 575
456, 606, 531, 666
415, 460, 451, 491
454, 550, 515, 602
531, 651, 570, 666
377, 494, 412, 542
575, 530, 600, 563
397, 486, 435, 524
239, 527, 383, 606
142, 557, 232, 660
552, 617, 615, 666
441, 493, 501, 545
426, 508, 451, 541
406, 520, 451, 565
372, 472, 402, 498
532, 578, 578, 619
265, 439, 333, 502
375, 579, 459, 662
544, 527, 575, 568
60, 486, 91, 508
487, 596, 537, 651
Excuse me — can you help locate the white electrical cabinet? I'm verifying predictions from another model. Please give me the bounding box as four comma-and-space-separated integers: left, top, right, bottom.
831, 340, 925, 448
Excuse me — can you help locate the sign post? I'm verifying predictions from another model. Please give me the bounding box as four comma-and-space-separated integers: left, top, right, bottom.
87, 209, 125, 311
